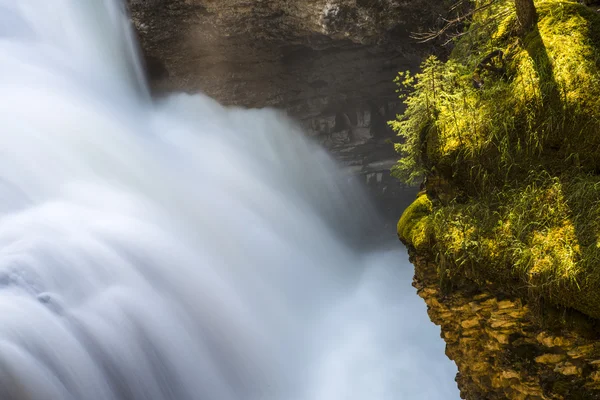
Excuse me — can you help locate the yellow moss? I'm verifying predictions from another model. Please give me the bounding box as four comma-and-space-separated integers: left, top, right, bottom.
444, 224, 476, 256
483, 237, 502, 261
529, 221, 581, 285
534, 1, 600, 109
512, 49, 540, 104
493, 8, 516, 41
397, 194, 433, 251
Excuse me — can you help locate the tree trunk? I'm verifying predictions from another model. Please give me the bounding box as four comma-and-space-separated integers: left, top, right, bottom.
515, 0, 537, 33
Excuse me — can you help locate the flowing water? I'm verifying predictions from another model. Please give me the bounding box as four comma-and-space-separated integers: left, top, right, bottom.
0, 1, 459, 399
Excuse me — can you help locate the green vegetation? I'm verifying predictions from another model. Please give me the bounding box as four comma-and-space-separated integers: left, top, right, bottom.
392, 0, 600, 318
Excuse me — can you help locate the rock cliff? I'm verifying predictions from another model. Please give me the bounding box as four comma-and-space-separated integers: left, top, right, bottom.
413, 252, 600, 399
128, 0, 445, 127
395, 1, 600, 398
126, 0, 452, 219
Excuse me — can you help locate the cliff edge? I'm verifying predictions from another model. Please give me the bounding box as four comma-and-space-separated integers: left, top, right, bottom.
395, 1, 600, 398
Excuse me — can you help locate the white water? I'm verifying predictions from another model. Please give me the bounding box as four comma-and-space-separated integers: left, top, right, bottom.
0, 1, 459, 399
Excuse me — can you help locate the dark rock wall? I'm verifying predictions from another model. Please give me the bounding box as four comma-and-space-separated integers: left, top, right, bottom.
126, 0, 444, 217
128, 0, 447, 130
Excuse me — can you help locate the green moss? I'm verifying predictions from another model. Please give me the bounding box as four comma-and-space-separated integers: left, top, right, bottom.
392, 1, 600, 319
397, 194, 433, 251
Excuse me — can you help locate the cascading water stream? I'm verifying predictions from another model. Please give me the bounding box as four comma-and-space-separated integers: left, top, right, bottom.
0, 1, 459, 399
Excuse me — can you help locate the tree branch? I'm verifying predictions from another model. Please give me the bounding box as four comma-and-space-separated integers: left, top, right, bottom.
411, 0, 500, 44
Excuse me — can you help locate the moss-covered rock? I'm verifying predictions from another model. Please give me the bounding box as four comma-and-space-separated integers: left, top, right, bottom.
392, 0, 600, 320
397, 194, 433, 252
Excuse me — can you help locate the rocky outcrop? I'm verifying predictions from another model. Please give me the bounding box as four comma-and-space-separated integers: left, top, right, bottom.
127, 0, 445, 216
127, 0, 447, 129
393, 2, 600, 397
412, 253, 600, 399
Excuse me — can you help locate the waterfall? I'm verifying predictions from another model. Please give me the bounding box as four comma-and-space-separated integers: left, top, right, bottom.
0, 1, 458, 399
